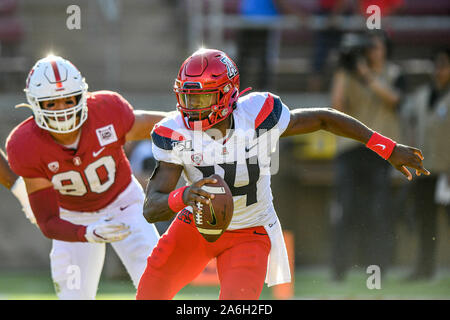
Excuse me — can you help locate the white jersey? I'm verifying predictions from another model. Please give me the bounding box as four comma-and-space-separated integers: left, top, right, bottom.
151, 91, 291, 230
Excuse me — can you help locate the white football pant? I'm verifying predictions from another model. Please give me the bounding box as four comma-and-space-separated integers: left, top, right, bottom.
49, 176, 159, 300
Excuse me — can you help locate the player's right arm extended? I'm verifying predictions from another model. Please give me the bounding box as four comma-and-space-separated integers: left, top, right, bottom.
143, 161, 215, 223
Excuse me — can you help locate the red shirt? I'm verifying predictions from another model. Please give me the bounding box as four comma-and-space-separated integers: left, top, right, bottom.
7, 90, 135, 212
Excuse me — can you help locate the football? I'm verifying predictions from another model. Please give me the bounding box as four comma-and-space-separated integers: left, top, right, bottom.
193, 174, 234, 242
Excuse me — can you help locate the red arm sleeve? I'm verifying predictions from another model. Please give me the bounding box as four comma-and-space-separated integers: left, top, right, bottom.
28, 187, 87, 242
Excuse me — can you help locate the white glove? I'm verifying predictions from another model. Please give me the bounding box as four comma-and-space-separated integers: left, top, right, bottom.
84, 217, 131, 243
10, 176, 37, 225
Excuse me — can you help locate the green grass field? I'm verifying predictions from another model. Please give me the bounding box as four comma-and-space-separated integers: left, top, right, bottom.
0, 268, 449, 300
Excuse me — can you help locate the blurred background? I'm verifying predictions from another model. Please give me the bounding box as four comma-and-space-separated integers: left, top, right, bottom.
0, 0, 449, 299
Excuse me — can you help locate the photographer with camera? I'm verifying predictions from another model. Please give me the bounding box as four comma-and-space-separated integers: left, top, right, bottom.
330, 30, 405, 281
401, 48, 450, 281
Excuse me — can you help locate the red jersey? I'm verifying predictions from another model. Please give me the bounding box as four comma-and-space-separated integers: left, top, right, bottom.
6, 90, 135, 212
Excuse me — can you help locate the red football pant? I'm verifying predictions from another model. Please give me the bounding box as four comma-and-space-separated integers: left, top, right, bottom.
136, 210, 271, 300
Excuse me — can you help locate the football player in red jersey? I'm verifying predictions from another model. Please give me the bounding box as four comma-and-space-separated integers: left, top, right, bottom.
136, 48, 430, 300
6, 55, 167, 299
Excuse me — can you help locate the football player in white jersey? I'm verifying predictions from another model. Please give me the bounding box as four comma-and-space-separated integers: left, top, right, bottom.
136, 48, 429, 300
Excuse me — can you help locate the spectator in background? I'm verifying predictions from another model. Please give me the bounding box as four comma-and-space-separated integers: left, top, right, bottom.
0, 0, 25, 89
330, 30, 404, 281
401, 48, 450, 281
236, 0, 304, 91
127, 140, 173, 235
128, 140, 156, 188
0, 0, 23, 56
308, 0, 348, 92
308, 0, 405, 92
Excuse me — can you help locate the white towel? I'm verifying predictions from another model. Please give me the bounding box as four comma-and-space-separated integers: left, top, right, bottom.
264, 217, 291, 287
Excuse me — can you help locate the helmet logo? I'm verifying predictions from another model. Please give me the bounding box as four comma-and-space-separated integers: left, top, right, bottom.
220, 56, 238, 79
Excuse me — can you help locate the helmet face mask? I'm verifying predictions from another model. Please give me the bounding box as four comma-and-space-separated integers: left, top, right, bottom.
25, 55, 89, 134
35, 94, 86, 133
174, 49, 240, 131
178, 89, 218, 119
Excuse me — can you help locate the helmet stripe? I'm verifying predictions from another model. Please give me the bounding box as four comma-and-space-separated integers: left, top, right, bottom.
50, 60, 63, 88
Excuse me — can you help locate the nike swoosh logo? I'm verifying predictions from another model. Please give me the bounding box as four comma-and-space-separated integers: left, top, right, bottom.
120, 205, 130, 211
374, 144, 386, 150
207, 202, 217, 226
93, 147, 105, 157
253, 231, 268, 236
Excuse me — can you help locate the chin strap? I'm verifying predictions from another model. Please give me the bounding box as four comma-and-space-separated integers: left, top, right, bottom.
237, 87, 252, 99
15, 103, 33, 109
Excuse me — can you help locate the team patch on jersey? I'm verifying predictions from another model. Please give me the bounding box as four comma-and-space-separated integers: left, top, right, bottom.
47, 161, 59, 173
151, 125, 186, 150
73, 156, 82, 166
191, 153, 203, 165
172, 139, 193, 152
96, 124, 118, 147
255, 94, 283, 137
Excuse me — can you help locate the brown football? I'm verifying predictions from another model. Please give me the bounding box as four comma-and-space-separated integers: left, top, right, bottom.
193, 174, 234, 242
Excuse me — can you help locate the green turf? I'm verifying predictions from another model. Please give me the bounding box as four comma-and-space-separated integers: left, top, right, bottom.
0, 268, 449, 300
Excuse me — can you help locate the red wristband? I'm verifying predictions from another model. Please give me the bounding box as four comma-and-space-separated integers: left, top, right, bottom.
366, 132, 396, 160
168, 186, 188, 213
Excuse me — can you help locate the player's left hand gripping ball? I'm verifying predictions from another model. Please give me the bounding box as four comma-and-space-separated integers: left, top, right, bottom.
190, 174, 234, 242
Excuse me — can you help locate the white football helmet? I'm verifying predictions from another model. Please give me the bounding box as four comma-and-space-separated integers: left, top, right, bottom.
24, 55, 88, 133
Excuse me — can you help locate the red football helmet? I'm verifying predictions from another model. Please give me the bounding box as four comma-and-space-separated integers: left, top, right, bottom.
174, 48, 240, 130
